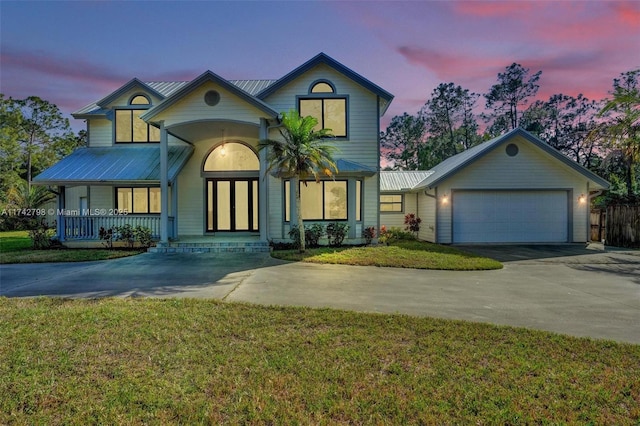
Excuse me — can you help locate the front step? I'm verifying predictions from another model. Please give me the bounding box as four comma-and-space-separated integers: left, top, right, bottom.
148, 240, 270, 253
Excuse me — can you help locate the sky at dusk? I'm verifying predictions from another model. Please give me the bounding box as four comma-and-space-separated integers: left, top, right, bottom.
1, 0, 639, 133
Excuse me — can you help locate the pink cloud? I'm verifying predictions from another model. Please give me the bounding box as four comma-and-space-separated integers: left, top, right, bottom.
452, 1, 536, 17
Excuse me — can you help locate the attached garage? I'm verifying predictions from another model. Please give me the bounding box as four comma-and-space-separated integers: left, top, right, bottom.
452, 190, 569, 243
384, 129, 610, 245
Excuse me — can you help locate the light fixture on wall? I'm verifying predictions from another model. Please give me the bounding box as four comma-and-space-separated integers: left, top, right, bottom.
578, 194, 586, 204
220, 129, 226, 157
441, 193, 449, 204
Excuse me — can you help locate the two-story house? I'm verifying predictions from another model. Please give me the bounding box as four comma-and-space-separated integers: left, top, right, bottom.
34, 53, 394, 250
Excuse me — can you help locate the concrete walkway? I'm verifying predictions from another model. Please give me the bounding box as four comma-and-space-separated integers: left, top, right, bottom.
1, 245, 639, 344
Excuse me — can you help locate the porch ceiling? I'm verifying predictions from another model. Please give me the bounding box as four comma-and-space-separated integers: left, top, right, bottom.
167, 120, 260, 143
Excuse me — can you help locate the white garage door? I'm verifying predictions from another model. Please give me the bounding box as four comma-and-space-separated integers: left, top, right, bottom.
453, 191, 568, 243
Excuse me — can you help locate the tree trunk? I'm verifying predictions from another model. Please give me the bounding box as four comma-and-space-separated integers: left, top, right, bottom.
295, 178, 306, 253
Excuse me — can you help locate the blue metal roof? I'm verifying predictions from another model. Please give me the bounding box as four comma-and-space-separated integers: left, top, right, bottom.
33, 145, 193, 185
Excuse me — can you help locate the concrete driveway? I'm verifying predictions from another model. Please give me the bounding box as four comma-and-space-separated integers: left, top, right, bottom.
1, 244, 639, 344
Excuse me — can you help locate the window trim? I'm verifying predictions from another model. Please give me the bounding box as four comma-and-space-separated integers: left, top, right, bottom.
308, 79, 336, 94
285, 179, 356, 222
380, 193, 404, 213
115, 187, 161, 214
297, 80, 348, 138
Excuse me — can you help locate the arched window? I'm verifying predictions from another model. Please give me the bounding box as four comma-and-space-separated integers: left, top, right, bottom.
130, 95, 150, 105
203, 142, 259, 171
299, 80, 346, 137
310, 81, 334, 93
115, 94, 158, 143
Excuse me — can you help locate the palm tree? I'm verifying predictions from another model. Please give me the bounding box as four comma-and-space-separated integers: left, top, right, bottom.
259, 110, 338, 252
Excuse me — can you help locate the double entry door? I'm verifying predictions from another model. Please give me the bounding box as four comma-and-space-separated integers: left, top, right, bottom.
206, 178, 258, 232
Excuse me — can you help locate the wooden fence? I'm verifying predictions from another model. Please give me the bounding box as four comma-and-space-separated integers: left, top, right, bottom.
604, 205, 640, 248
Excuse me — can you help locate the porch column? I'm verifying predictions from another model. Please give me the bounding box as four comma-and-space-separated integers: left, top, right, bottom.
57, 185, 65, 242
347, 179, 357, 239
259, 118, 268, 241
159, 121, 169, 245
171, 179, 178, 239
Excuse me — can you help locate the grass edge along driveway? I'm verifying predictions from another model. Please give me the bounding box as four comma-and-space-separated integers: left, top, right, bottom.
0, 298, 637, 424
272, 240, 503, 270
0, 231, 142, 264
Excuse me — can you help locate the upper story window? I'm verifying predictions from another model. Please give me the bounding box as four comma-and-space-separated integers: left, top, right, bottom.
298, 80, 347, 138
115, 94, 160, 143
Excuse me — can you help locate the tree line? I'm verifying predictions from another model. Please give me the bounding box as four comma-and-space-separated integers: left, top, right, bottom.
381, 65, 640, 202
0, 95, 86, 214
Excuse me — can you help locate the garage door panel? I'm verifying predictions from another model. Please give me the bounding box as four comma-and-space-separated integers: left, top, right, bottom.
453, 191, 568, 243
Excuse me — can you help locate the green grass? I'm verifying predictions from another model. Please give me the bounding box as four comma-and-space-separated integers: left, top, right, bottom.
272, 240, 503, 270
0, 231, 142, 264
0, 298, 638, 424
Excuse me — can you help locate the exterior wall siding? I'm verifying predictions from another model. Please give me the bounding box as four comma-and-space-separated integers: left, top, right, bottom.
263, 64, 379, 169
153, 82, 267, 127
380, 192, 416, 230
417, 191, 436, 242
88, 119, 112, 147
435, 135, 591, 243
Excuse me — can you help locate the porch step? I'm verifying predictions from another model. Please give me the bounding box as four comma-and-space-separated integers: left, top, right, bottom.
148, 240, 270, 253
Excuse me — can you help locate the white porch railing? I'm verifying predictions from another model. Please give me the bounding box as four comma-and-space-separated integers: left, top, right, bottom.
61, 215, 174, 240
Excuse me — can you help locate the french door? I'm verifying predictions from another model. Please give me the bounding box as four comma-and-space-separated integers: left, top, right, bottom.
206, 179, 258, 232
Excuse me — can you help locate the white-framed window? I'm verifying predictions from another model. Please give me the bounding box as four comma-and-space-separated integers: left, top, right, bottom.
285, 179, 360, 221
380, 194, 403, 213
115, 95, 159, 143
298, 81, 347, 137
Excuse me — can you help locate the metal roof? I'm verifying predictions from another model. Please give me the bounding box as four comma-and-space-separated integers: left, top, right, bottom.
414, 128, 610, 190
73, 80, 275, 117
380, 170, 434, 192
335, 159, 376, 176
256, 52, 394, 115
33, 145, 193, 185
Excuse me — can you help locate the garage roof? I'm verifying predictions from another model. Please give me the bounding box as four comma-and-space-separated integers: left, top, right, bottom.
414, 128, 610, 190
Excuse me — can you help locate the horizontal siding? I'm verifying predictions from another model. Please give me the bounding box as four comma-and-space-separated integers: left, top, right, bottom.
380, 192, 416, 230
64, 186, 87, 211
89, 186, 113, 209
88, 119, 112, 147
436, 137, 591, 243
267, 175, 284, 240
154, 82, 268, 127
263, 64, 380, 169
417, 191, 436, 242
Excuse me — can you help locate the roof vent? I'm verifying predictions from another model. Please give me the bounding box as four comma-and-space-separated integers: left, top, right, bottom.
506, 143, 519, 157
204, 90, 220, 106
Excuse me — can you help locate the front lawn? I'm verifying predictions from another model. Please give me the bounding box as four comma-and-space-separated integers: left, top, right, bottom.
0, 231, 143, 264
272, 240, 503, 270
0, 298, 637, 424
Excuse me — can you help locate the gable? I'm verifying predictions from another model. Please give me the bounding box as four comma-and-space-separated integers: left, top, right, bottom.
416, 128, 609, 190
257, 53, 393, 115
142, 80, 275, 127
441, 134, 601, 189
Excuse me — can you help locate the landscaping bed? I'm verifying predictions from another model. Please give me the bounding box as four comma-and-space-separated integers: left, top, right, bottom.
271, 240, 503, 270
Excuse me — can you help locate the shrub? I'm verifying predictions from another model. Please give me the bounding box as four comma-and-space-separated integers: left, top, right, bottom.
326, 222, 349, 247
99, 227, 113, 249
114, 224, 135, 248
289, 224, 325, 249
363, 226, 376, 245
28, 219, 55, 250
134, 225, 153, 248
379, 226, 415, 245
404, 213, 422, 236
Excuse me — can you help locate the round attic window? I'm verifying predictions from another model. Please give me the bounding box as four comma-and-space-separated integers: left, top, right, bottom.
204, 90, 220, 106
506, 143, 519, 157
